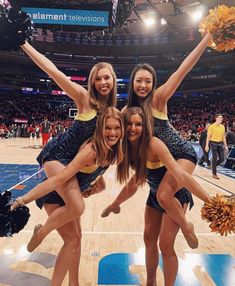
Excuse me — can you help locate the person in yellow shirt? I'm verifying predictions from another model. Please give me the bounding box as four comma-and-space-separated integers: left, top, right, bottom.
205, 114, 228, 179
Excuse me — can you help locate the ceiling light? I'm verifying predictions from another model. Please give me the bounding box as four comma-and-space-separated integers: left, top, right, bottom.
161, 18, 167, 25
143, 17, 156, 27
192, 7, 204, 21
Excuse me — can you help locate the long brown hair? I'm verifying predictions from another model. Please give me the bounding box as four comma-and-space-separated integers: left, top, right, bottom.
93, 107, 124, 166
88, 62, 117, 111
117, 107, 151, 186
127, 63, 157, 136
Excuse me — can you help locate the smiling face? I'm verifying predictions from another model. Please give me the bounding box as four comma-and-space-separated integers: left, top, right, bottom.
103, 117, 122, 147
133, 69, 154, 99
126, 113, 143, 143
94, 67, 114, 98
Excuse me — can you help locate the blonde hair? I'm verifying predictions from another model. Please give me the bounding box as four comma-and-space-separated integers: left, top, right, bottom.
93, 107, 124, 166
88, 62, 117, 111
117, 107, 151, 186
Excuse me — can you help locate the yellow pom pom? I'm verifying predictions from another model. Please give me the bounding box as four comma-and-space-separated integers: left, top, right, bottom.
201, 194, 235, 236
199, 5, 235, 52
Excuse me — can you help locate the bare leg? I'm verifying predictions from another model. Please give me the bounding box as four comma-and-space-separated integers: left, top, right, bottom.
144, 205, 162, 286
27, 161, 85, 252
67, 218, 81, 286
44, 204, 81, 286
42, 176, 106, 285
95, 176, 106, 194
11, 160, 86, 209
157, 159, 198, 248
159, 204, 187, 286
89, 176, 106, 196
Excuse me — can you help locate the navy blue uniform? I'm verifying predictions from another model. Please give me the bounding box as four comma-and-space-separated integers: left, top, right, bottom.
36, 109, 108, 208
152, 108, 197, 164
36, 164, 109, 208
37, 110, 98, 166
146, 161, 194, 212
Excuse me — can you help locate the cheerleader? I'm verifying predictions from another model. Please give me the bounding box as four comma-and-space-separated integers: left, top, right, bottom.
1, 7, 118, 285
103, 33, 213, 251
103, 107, 206, 285
11, 107, 124, 286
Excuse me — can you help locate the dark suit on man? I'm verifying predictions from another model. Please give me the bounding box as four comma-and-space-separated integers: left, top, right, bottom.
198, 129, 211, 166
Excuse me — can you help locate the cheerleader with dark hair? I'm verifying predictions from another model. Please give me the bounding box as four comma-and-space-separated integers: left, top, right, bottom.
102, 33, 213, 252
102, 107, 210, 285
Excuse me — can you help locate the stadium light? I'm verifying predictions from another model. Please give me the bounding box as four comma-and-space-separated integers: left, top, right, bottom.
143, 17, 156, 27
161, 18, 167, 25
191, 7, 204, 21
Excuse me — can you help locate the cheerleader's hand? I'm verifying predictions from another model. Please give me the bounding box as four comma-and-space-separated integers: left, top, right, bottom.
0, 6, 33, 51
10, 197, 25, 211
199, 5, 235, 52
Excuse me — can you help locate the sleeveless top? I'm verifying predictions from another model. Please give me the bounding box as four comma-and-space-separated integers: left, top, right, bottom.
37, 109, 98, 166
152, 108, 197, 161
35, 163, 109, 209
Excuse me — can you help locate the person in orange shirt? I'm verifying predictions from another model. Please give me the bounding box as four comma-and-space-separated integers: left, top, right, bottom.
205, 114, 228, 179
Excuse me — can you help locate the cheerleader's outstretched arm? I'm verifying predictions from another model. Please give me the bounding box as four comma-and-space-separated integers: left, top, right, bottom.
152, 32, 211, 112
11, 143, 95, 210
21, 42, 89, 110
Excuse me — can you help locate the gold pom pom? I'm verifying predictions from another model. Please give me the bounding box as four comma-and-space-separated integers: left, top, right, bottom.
199, 5, 235, 52
201, 194, 235, 236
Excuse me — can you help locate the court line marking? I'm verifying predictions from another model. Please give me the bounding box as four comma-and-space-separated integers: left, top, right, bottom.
3, 165, 233, 196
194, 174, 234, 196
5, 169, 44, 192
3, 167, 234, 239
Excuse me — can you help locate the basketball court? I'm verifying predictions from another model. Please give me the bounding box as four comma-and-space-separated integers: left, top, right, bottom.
0, 138, 234, 286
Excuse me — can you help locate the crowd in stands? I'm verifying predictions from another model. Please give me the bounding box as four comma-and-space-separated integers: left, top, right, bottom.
0, 94, 73, 140
168, 95, 235, 144
0, 93, 234, 145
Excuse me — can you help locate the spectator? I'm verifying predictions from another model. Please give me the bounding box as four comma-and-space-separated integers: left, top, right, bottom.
226, 127, 235, 146
40, 117, 51, 146
55, 121, 64, 136
205, 114, 228, 179
198, 123, 211, 167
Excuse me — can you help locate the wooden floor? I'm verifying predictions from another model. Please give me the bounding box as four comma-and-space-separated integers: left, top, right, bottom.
0, 138, 234, 286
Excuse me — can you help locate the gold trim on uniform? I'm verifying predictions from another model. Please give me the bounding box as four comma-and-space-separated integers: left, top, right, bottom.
75, 109, 97, 121
146, 160, 164, 169
152, 108, 168, 120
80, 164, 99, 173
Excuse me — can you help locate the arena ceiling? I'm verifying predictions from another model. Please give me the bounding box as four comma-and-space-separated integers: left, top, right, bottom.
123, 0, 235, 34
0, 0, 234, 94
8, 0, 235, 35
